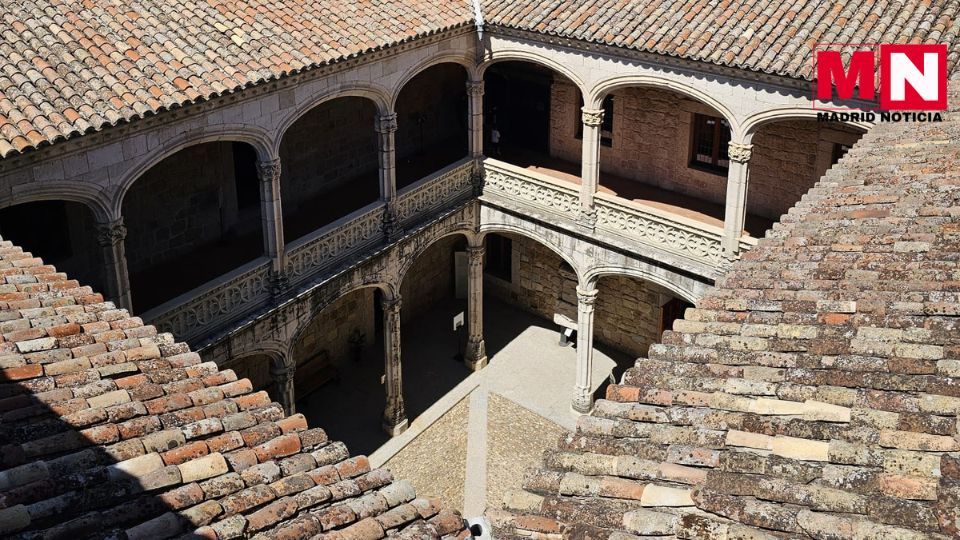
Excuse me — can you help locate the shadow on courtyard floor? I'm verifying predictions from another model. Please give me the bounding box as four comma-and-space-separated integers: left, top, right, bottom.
297, 296, 635, 455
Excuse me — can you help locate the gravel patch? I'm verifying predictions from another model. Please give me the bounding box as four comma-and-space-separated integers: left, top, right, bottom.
383, 395, 470, 512
486, 392, 568, 509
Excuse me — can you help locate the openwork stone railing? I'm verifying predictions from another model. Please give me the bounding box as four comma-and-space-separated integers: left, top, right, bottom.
482, 158, 739, 269
143, 257, 272, 343
284, 203, 386, 288
145, 159, 474, 343
395, 157, 474, 227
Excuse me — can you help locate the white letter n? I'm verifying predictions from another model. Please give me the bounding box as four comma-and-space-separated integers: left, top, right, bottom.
890, 52, 939, 101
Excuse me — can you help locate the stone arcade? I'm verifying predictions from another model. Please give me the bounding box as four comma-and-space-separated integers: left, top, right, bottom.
0, 0, 958, 539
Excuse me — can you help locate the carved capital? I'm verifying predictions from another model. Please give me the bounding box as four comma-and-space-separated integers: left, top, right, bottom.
96, 219, 127, 247
466, 80, 485, 97
270, 363, 296, 381
576, 286, 598, 308
376, 112, 398, 134
581, 107, 605, 127
257, 158, 281, 183
728, 142, 753, 163
382, 296, 402, 314
467, 245, 484, 267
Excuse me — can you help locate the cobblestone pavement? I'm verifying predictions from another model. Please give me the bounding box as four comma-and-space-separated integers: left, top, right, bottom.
382, 395, 470, 513
486, 392, 567, 509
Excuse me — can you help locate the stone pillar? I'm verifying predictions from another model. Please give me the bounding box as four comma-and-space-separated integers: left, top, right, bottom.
377, 112, 399, 239
579, 107, 604, 230
722, 142, 753, 258
382, 295, 408, 435
573, 286, 598, 413
96, 218, 133, 311
257, 158, 287, 293
270, 363, 296, 415
466, 80, 485, 159
464, 244, 487, 371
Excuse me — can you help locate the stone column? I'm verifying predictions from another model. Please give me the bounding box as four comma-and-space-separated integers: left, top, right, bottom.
382, 295, 408, 435
466, 80, 484, 159
579, 107, 605, 230
464, 244, 487, 371
573, 286, 598, 413
270, 363, 296, 415
377, 112, 400, 240
96, 218, 133, 311
257, 158, 287, 293
722, 142, 753, 258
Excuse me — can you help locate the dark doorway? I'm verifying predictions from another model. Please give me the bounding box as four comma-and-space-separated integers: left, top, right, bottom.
484, 62, 553, 154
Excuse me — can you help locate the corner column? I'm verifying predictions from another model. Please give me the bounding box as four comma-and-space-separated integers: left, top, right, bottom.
721, 142, 753, 258
382, 295, 408, 436
579, 108, 604, 230
464, 243, 487, 371
572, 285, 598, 413
377, 112, 400, 240
271, 363, 296, 415
466, 80, 485, 159
257, 158, 286, 293
96, 218, 133, 311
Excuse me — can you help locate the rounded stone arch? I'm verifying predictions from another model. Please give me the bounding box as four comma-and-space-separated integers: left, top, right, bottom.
388, 54, 478, 110
273, 83, 393, 152
477, 223, 586, 285
740, 107, 871, 142
223, 346, 287, 371
285, 280, 396, 362
0, 182, 112, 223
582, 265, 702, 305
478, 51, 589, 99
110, 125, 276, 217
588, 74, 742, 140
395, 225, 478, 287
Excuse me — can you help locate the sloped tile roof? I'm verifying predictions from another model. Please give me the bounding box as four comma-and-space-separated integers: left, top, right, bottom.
0, 243, 468, 538
483, 0, 960, 81
490, 86, 960, 537
0, 0, 473, 158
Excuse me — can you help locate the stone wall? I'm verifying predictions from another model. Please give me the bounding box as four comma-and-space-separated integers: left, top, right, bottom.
291, 287, 377, 368
749, 120, 862, 219
485, 233, 667, 358
122, 141, 245, 273
400, 234, 465, 323
279, 96, 380, 233
548, 82, 863, 219
396, 63, 469, 183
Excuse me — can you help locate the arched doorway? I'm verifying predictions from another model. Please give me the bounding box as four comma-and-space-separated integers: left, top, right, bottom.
0, 200, 104, 293
122, 141, 263, 312
278, 96, 381, 243
394, 63, 469, 188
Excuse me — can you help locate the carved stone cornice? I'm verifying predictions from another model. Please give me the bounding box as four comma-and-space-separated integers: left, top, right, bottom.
728, 142, 753, 163
581, 108, 605, 127
96, 219, 127, 247
376, 112, 398, 134
257, 159, 282, 183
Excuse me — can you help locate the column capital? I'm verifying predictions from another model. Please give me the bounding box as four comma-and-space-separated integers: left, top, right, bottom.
728, 142, 753, 163
581, 107, 605, 127
382, 295, 402, 313
576, 286, 598, 306
376, 112, 398, 134
96, 218, 127, 247
270, 362, 295, 380
257, 158, 281, 182
466, 80, 485, 97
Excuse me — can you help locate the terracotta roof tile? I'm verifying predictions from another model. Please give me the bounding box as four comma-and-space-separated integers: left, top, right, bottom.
492, 82, 960, 538
0, 242, 467, 537
484, 0, 960, 81
0, 0, 474, 158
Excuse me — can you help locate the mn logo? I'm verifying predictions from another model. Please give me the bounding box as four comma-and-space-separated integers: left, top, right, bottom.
815, 44, 947, 111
